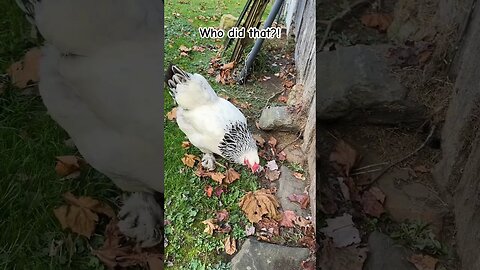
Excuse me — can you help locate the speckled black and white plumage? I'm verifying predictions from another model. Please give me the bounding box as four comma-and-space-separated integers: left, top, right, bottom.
219, 121, 257, 163
166, 65, 260, 168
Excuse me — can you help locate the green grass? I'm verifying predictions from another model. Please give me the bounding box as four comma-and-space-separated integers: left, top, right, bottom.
0, 1, 119, 269
164, 0, 274, 268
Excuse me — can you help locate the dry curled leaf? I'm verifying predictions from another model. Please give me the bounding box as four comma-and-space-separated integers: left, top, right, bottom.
204, 185, 213, 197
288, 193, 310, 209
253, 134, 266, 146
54, 192, 114, 238
216, 209, 229, 222
224, 236, 237, 255
257, 218, 280, 236
192, 45, 206, 52
55, 155, 84, 177
181, 154, 197, 168
166, 107, 177, 121
414, 165, 430, 173
179, 45, 191, 52
361, 190, 385, 218
210, 172, 225, 184
293, 172, 305, 181
181, 141, 191, 149
265, 169, 281, 181
329, 140, 358, 176
202, 219, 219, 235
221, 61, 235, 70
224, 168, 240, 184
368, 186, 386, 204
239, 189, 281, 223
361, 13, 394, 32
408, 254, 438, 270
279, 210, 297, 228
268, 136, 277, 148
7, 47, 41, 89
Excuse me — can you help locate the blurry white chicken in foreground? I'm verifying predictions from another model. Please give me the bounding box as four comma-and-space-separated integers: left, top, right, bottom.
17, 0, 164, 247
166, 65, 260, 173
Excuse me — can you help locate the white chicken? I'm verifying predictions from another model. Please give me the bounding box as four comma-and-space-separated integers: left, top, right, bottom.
17, 0, 164, 247
166, 65, 260, 172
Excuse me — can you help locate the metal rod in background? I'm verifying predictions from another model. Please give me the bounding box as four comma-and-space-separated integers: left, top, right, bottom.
238, 0, 285, 84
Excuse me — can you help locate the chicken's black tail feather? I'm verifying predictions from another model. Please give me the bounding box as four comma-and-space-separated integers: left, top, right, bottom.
15, 0, 37, 24
165, 64, 190, 101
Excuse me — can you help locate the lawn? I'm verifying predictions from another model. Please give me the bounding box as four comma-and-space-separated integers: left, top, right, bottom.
163, 0, 273, 269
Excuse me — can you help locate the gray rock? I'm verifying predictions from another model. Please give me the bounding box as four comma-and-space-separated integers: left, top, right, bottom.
277, 166, 309, 216
231, 238, 309, 270
258, 106, 298, 131
317, 45, 425, 125
378, 168, 448, 236
364, 232, 416, 270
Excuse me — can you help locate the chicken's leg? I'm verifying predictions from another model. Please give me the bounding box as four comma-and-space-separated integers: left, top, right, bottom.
201, 153, 216, 171
117, 192, 163, 247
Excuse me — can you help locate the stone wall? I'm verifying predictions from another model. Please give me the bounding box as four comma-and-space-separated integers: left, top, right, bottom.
428, 0, 480, 268
293, 0, 316, 226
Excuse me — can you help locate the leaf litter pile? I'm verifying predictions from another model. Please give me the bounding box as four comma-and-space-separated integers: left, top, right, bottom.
319, 139, 440, 270
167, 108, 316, 262
49, 155, 164, 269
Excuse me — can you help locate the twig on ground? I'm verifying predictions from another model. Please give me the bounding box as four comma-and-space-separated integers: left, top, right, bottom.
278, 131, 304, 153
319, 0, 371, 50
363, 125, 437, 188
215, 161, 227, 169
263, 89, 285, 110
350, 168, 382, 176
352, 162, 389, 172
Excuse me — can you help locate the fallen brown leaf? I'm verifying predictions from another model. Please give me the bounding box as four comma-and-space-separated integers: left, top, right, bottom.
221, 61, 235, 70
268, 136, 277, 148
414, 165, 430, 173
293, 172, 305, 181
361, 13, 394, 32
192, 45, 206, 52
216, 209, 229, 222
408, 254, 438, 270
276, 151, 287, 161
181, 141, 191, 149
224, 168, 240, 184
368, 186, 386, 204
257, 218, 280, 236
361, 190, 385, 218
329, 140, 358, 176
279, 210, 297, 228
179, 45, 192, 52
204, 185, 213, 197
239, 189, 281, 223
55, 155, 84, 177
288, 193, 310, 209
265, 169, 281, 181
202, 219, 219, 235
54, 192, 114, 238
224, 236, 237, 255
181, 154, 197, 168
210, 172, 226, 184
166, 107, 177, 121
7, 47, 41, 89
253, 134, 266, 146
